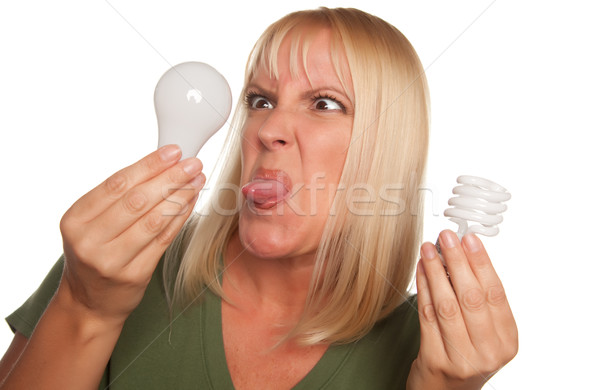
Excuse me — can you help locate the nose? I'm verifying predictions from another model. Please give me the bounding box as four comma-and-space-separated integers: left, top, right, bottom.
257, 108, 296, 151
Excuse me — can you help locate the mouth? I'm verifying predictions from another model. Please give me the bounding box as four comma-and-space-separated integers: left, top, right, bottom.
241, 169, 292, 210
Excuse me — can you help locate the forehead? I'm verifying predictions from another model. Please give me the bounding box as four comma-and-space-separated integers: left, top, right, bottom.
249, 26, 353, 96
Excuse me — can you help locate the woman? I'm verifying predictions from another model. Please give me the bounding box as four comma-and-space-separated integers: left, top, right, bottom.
0, 7, 517, 389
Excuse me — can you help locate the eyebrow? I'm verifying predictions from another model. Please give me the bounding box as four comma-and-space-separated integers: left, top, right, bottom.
245, 83, 272, 95
245, 82, 351, 103
244, 84, 278, 105
301, 86, 350, 101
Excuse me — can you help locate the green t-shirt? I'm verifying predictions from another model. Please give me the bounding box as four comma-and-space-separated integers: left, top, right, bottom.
6, 256, 420, 389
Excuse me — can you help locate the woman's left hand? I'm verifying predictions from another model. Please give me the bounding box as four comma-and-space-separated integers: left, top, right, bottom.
406, 230, 518, 390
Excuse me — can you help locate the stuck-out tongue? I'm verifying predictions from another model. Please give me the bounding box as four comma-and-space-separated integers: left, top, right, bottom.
242, 179, 289, 208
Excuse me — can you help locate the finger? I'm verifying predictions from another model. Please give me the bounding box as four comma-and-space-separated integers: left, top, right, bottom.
415, 259, 447, 359
461, 234, 518, 344
420, 241, 473, 361
88, 157, 203, 243
438, 230, 500, 352
64, 145, 182, 222
105, 173, 205, 263
127, 189, 200, 278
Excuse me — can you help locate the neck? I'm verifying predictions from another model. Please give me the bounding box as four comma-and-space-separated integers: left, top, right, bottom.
223, 232, 316, 318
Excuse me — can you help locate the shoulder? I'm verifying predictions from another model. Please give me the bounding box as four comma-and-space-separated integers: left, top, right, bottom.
5, 256, 65, 338
104, 258, 215, 388
323, 295, 420, 389
380, 294, 420, 341
362, 294, 420, 357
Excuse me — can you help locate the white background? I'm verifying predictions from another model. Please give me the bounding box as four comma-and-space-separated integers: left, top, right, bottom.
1, 1, 598, 389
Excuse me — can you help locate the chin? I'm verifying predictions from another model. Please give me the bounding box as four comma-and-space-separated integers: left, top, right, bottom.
237, 215, 300, 260
238, 222, 291, 259
237, 202, 325, 260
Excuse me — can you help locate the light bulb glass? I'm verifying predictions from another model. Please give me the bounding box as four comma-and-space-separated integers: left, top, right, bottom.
444, 175, 511, 239
154, 62, 232, 159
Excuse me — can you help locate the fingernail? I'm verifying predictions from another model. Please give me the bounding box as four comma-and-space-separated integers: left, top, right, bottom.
440, 230, 458, 249
189, 174, 205, 188
159, 145, 181, 162
420, 243, 436, 260
463, 233, 483, 252
183, 158, 203, 176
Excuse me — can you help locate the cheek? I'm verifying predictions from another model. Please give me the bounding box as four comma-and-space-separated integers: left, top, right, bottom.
308, 117, 352, 155
240, 125, 254, 154
240, 128, 259, 176
298, 135, 350, 216
306, 130, 350, 178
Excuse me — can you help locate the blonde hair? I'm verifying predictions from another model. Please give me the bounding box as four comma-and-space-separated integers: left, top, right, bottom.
164, 7, 430, 345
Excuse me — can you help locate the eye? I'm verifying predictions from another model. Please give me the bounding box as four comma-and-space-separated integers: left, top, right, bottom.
313, 95, 345, 112
245, 93, 274, 110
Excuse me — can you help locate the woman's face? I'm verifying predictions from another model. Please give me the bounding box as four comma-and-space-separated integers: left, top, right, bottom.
238, 27, 354, 260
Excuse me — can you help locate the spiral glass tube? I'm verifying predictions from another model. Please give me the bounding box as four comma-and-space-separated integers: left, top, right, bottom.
444, 175, 511, 240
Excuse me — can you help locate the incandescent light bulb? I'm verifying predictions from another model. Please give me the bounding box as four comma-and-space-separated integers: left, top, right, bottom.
154, 62, 232, 159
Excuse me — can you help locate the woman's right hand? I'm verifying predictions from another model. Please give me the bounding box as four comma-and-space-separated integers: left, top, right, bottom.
57, 144, 204, 327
